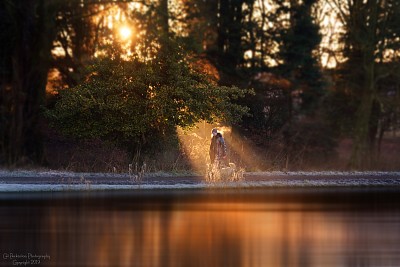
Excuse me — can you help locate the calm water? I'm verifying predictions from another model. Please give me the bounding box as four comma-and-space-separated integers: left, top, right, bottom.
1, 188, 400, 267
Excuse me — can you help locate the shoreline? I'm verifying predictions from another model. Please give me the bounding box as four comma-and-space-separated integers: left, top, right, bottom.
1, 169, 400, 192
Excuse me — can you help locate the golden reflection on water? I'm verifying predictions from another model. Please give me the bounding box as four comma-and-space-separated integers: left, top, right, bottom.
33, 200, 400, 267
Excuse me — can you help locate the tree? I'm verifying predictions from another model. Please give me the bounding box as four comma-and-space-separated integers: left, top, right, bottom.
0, 0, 164, 166
330, 0, 400, 168
46, 40, 251, 155
178, 0, 251, 72
0, 0, 57, 165
274, 0, 325, 116
52, 1, 106, 88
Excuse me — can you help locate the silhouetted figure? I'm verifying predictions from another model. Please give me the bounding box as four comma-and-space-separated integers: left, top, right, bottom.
209, 128, 227, 167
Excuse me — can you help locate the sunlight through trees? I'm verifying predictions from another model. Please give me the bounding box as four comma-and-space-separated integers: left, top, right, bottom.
1, 0, 399, 170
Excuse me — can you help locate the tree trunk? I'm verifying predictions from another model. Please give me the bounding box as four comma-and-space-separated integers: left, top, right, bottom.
159, 0, 169, 36
348, 0, 380, 169
350, 91, 374, 169
349, 61, 376, 169
248, 1, 256, 70
217, 0, 230, 57
0, 1, 56, 166
217, 0, 244, 69
259, 0, 267, 68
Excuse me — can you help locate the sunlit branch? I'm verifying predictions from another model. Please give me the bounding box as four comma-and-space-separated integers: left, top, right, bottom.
60, 5, 114, 21
326, 0, 348, 26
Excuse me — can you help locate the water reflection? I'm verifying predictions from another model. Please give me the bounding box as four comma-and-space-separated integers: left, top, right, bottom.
1, 189, 400, 267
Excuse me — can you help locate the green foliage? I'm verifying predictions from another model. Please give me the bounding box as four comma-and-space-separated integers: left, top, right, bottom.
46, 41, 250, 154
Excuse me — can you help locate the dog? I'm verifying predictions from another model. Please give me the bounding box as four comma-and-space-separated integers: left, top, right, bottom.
220, 162, 237, 179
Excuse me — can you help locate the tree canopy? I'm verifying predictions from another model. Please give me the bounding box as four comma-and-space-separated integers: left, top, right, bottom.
46, 40, 251, 153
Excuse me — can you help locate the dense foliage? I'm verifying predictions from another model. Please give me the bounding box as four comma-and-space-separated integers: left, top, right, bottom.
46, 42, 251, 154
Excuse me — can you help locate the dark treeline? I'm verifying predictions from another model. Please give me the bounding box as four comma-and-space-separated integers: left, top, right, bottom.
1, 0, 400, 171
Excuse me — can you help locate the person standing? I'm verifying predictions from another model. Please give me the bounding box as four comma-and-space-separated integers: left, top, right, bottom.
209, 128, 227, 166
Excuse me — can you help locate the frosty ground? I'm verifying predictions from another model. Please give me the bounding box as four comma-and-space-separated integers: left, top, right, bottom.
1, 169, 400, 192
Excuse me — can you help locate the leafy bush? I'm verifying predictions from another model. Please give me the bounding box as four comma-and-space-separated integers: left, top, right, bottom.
46, 42, 251, 155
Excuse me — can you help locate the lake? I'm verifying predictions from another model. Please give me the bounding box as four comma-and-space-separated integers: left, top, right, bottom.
1, 188, 400, 267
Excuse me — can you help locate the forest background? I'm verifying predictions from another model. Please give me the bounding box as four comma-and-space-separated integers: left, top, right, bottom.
1, 0, 400, 173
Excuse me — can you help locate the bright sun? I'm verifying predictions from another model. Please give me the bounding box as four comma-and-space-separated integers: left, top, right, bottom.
119, 26, 132, 40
